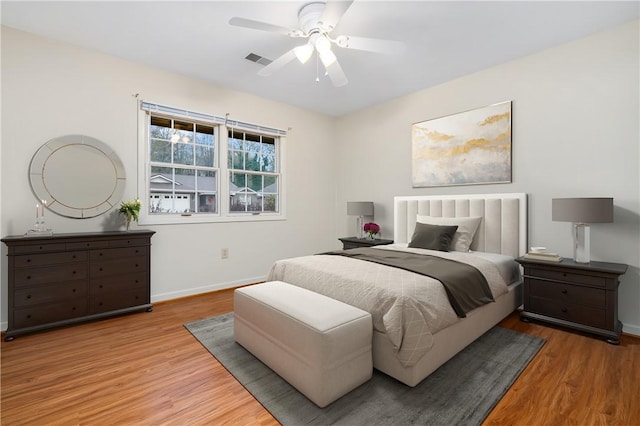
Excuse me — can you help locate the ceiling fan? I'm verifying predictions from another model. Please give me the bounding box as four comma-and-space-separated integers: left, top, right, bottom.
229, 0, 405, 87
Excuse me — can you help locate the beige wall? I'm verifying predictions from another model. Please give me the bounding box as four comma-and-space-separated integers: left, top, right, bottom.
0, 27, 338, 329
334, 20, 640, 335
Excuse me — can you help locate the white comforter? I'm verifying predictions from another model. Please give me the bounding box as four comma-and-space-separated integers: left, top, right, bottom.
267, 245, 511, 367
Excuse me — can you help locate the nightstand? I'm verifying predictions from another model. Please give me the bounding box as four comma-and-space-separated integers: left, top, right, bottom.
339, 237, 394, 250
516, 257, 628, 344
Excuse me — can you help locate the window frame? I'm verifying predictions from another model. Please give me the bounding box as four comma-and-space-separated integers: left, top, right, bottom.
227, 129, 280, 216
137, 103, 286, 225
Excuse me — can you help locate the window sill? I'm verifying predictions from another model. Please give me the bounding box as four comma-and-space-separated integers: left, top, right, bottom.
139, 213, 286, 225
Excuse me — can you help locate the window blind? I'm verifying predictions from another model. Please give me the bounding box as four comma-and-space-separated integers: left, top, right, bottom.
140, 101, 287, 136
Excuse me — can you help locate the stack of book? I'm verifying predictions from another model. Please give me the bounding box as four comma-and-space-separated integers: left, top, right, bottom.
523, 249, 562, 262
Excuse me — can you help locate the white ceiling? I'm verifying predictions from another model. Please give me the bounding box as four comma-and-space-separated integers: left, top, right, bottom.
2, 1, 638, 116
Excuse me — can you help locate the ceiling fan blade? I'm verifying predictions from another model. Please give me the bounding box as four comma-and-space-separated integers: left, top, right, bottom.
319, 0, 354, 31
324, 58, 348, 87
229, 17, 304, 37
257, 49, 297, 77
335, 35, 406, 55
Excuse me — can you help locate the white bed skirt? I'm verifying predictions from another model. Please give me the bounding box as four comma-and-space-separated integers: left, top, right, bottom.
372, 281, 523, 387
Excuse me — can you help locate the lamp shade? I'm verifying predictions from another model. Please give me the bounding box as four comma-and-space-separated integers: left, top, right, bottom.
552, 198, 613, 223
347, 201, 374, 216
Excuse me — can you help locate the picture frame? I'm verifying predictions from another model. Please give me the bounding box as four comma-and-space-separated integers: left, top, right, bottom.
411, 101, 512, 187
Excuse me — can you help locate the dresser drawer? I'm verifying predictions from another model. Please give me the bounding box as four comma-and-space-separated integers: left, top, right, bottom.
90, 246, 148, 261
108, 238, 150, 248
90, 272, 148, 294
528, 267, 606, 288
14, 280, 87, 307
527, 278, 605, 308
66, 240, 110, 250
12, 243, 67, 255
13, 299, 88, 328
528, 298, 607, 330
90, 255, 148, 277
14, 251, 87, 268
14, 263, 87, 287
90, 288, 150, 314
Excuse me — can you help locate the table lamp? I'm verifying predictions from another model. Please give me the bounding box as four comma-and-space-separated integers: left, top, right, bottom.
347, 201, 374, 239
552, 197, 613, 263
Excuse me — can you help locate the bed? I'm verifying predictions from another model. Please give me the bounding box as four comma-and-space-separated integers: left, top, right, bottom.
268, 193, 527, 387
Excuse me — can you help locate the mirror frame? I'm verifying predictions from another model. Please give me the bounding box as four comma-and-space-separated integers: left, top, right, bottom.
29, 135, 126, 219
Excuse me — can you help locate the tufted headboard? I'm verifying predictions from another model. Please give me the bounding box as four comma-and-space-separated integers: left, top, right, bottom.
394, 193, 528, 258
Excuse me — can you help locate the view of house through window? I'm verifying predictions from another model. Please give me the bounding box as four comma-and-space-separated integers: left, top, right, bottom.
148, 116, 218, 214
145, 109, 282, 219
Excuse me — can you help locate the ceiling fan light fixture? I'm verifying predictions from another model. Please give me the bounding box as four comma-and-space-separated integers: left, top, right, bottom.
294, 44, 314, 64
319, 50, 337, 67
314, 35, 332, 55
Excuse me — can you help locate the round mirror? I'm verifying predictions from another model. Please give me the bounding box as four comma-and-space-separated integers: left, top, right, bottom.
29, 135, 126, 218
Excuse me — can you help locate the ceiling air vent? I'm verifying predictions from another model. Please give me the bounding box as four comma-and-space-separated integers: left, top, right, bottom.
245, 53, 273, 66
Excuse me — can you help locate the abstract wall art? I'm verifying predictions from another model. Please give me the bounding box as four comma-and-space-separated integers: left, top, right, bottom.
411, 101, 512, 187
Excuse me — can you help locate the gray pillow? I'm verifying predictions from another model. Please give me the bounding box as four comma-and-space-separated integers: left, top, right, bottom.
408, 222, 459, 251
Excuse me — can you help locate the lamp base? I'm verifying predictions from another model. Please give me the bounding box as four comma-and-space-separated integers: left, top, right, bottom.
574, 223, 590, 263
356, 216, 364, 239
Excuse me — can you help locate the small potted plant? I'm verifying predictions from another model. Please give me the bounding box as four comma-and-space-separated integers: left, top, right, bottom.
363, 222, 380, 240
119, 198, 141, 230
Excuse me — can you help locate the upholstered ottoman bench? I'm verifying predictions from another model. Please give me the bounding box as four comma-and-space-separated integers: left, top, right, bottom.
234, 281, 373, 408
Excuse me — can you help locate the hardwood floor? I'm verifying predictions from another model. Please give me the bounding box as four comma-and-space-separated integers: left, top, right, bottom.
2, 288, 638, 425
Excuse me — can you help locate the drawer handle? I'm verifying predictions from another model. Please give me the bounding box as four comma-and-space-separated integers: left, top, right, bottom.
99, 267, 103, 271
72, 255, 76, 259
135, 279, 139, 284
72, 288, 76, 293
561, 289, 568, 294
72, 271, 77, 275
26, 295, 31, 299
135, 264, 139, 268
99, 253, 103, 257
561, 308, 568, 313
72, 307, 76, 311
99, 284, 103, 289
27, 314, 31, 319
26, 275, 31, 280
26, 258, 31, 263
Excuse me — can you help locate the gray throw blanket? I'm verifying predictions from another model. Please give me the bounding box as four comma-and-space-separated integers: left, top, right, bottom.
325, 247, 494, 317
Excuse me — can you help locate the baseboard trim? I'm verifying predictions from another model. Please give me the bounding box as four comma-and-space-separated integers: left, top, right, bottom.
150, 275, 267, 304
622, 322, 640, 338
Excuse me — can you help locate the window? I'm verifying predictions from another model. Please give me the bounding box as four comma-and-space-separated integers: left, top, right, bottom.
148, 116, 218, 214
228, 130, 278, 213
139, 102, 285, 224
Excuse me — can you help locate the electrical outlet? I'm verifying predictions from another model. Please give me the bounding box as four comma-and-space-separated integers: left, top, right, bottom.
221, 248, 229, 259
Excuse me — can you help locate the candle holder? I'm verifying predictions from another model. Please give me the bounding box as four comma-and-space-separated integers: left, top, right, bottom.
26, 202, 53, 236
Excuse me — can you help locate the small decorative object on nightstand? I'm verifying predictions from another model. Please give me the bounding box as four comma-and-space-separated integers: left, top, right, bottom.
339, 237, 393, 250
516, 257, 627, 344
363, 222, 380, 240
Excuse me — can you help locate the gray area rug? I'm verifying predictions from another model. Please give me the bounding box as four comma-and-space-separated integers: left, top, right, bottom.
185, 313, 544, 426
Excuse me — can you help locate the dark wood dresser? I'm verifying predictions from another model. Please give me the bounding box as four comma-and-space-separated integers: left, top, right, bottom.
516, 257, 627, 344
2, 230, 154, 341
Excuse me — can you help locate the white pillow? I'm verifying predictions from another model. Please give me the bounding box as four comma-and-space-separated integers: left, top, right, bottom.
416, 215, 482, 252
